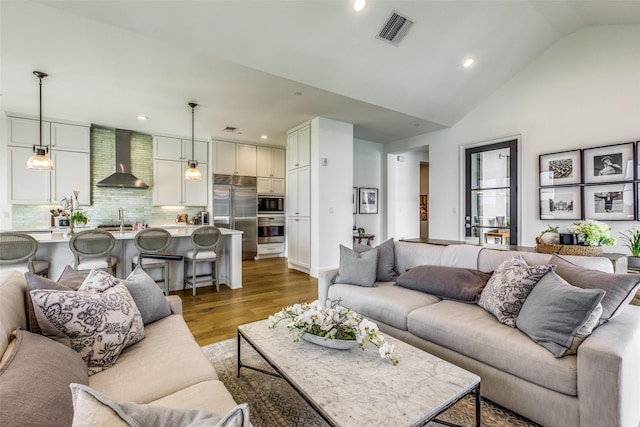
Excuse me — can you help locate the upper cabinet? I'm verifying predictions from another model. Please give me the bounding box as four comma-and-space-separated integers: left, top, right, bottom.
257, 146, 285, 178
152, 135, 209, 206
287, 124, 310, 170
214, 140, 257, 176
6, 115, 91, 205
154, 135, 208, 163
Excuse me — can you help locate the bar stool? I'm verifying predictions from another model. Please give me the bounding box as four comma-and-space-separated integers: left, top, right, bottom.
0, 232, 49, 277
69, 229, 118, 276
183, 226, 222, 296
131, 228, 172, 295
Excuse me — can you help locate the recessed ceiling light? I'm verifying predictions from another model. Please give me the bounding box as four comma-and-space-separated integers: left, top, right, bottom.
261, 135, 268, 139
354, 0, 366, 11
463, 58, 474, 68
137, 115, 148, 120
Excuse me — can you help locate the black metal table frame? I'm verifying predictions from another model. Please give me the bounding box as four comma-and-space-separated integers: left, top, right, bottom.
237, 329, 481, 427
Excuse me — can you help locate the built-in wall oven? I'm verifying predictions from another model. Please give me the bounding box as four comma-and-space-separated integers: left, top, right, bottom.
257, 216, 285, 244
257, 195, 284, 214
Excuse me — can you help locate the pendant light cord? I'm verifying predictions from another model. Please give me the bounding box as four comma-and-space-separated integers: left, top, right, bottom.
33, 71, 48, 151
189, 102, 197, 160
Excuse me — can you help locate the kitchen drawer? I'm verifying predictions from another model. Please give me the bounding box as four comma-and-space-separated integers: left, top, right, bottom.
257, 243, 285, 255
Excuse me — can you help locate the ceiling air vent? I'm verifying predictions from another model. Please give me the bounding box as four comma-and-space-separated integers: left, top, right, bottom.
222, 126, 237, 133
376, 10, 414, 46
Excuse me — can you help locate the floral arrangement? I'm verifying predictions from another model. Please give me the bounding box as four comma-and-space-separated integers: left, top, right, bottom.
620, 226, 640, 257
268, 300, 398, 365
567, 219, 616, 246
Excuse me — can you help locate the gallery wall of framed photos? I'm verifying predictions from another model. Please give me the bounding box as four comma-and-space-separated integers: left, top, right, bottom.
539, 141, 639, 221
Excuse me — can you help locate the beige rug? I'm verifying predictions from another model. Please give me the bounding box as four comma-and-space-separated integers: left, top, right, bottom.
202, 338, 540, 427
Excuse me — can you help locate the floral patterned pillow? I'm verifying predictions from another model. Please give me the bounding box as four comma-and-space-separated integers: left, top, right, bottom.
478, 255, 554, 327
29, 284, 144, 375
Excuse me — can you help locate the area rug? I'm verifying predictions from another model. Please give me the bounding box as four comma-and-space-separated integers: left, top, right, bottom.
202, 338, 539, 427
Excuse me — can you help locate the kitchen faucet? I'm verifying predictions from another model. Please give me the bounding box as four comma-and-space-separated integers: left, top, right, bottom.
118, 208, 124, 235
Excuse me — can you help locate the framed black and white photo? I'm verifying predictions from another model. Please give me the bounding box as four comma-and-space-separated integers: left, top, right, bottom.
583, 142, 634, 184
352, 187, 357, 214
584, 183, 635, 221
359, 187, 378, 214
539, 186, 582, 220
539, 149, 581, 187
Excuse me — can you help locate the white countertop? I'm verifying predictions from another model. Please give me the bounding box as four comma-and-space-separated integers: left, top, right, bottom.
21, 226, 242, 243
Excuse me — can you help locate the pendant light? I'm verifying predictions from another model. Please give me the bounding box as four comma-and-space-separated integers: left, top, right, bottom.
184, 102, 202, 181
27, 71, 54, 170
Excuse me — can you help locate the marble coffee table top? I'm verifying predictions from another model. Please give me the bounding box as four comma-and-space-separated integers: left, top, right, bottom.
238, 319, 480, 427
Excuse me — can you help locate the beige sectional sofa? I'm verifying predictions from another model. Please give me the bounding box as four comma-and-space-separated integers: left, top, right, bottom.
319, 241, 640, 427
0, 269, 241, 426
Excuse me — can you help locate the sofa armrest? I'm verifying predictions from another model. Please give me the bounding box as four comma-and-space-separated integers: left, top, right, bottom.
166, 295, 183, 314
318, 268, 339, 306
577, 305, 640, 427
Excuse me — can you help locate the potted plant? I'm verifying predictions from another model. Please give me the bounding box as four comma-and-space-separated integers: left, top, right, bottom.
70, 211, 88, 227
620, 226, 640, 269
567, 219, 616, 246
268, 300, 398, 365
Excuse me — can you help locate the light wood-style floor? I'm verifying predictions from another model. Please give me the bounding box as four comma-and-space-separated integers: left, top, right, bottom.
170, 257, 318, 347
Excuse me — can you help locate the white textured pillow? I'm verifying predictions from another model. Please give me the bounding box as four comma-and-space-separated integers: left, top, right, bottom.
478, 255, 554, 327
30, 284, 144, 375
70, 383, 250, 427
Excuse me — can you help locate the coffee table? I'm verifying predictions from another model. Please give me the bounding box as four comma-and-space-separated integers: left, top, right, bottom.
237, 319, 481, 426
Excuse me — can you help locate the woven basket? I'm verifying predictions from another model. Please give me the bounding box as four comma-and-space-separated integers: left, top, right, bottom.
535, 237, 603, 257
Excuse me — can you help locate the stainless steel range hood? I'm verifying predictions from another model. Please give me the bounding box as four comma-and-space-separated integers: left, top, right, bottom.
96, 129, 149, 189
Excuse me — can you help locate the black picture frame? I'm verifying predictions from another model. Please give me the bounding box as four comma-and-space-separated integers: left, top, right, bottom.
539, 186, 582, 220
352, 187, 357, 214
583, 142, 634, 184
359, 187, 378, 214
539, 149, 582, 187
583, 183, 635, 221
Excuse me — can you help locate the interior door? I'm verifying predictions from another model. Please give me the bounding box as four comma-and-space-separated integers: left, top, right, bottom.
465, 139, 518, 246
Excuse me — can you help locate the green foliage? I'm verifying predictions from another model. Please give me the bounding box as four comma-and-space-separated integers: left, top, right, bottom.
70, 211, 88, 225
568, 220, 616, 246
620, 227, 640, 257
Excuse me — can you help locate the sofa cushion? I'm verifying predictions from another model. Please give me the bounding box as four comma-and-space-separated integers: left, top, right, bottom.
407, 300, 579, 396
30, 284, 145, 375
328, 282, 440, 330
334, 245, 378, 287
70, 383, 249, 427
150, 380, 241, 416
0, 271, 27, 357
478, 255, 554, 327
354, 238, 398, 281
552, 254, 640, 325
88, 314, 218, 403
516, 271, 605, 357
394, 241, 445, 274
0, 329, 88, 427
396, 265, 491, 302
24, 268, 85, 333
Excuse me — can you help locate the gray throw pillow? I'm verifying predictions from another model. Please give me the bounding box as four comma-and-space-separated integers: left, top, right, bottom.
70, 384, 250, 427
334, 245, 379, 287
0, 329, 89, 427
478, 255, 554, 327
516, 271, 605, 357
354, 238, 398, 281
396, 265, 491, 302
25, 272, 77, 334
552, 254, 640, 325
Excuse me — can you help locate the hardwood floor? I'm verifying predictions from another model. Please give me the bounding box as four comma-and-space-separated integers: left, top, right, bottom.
171, 257, 318, 347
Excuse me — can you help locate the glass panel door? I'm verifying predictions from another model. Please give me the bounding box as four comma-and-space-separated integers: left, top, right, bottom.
465, 140, 518, 246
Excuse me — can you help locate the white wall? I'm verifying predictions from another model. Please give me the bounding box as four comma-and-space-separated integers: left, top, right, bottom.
353, 138, 383, 243
386, 25, 640, 253
310, 117, 353, 276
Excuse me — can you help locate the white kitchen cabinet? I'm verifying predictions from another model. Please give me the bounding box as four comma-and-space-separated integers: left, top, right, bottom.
257, 177, 285, 195
214, 141, 256, 176
9, 146, 50, 204
51, 150, 91, 205
51, 123, 90, 152
286, 166, 310, 217
256, 242, 285, 259
7, 116, 50, 148
154, 136, 207, 163
287, 216, 310, 268
257, 146, 285, 178
153, 137, 209, 207
287, 124, 310, 170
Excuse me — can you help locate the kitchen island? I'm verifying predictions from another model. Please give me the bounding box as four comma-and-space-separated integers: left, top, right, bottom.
27, 226, 243, 291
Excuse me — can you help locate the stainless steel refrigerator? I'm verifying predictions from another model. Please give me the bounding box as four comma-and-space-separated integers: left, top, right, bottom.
213, 175, 257, 260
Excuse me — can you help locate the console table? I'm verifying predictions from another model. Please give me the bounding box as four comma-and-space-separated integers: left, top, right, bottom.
353, 234, 375, 246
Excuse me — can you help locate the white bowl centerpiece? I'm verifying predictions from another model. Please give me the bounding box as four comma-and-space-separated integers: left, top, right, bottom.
268, 300, 398, 365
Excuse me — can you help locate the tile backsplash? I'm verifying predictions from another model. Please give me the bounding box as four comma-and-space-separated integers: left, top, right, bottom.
12, 128, 205, 229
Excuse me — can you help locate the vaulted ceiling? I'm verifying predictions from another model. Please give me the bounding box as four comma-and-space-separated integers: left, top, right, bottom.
2, 1, 640, 146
